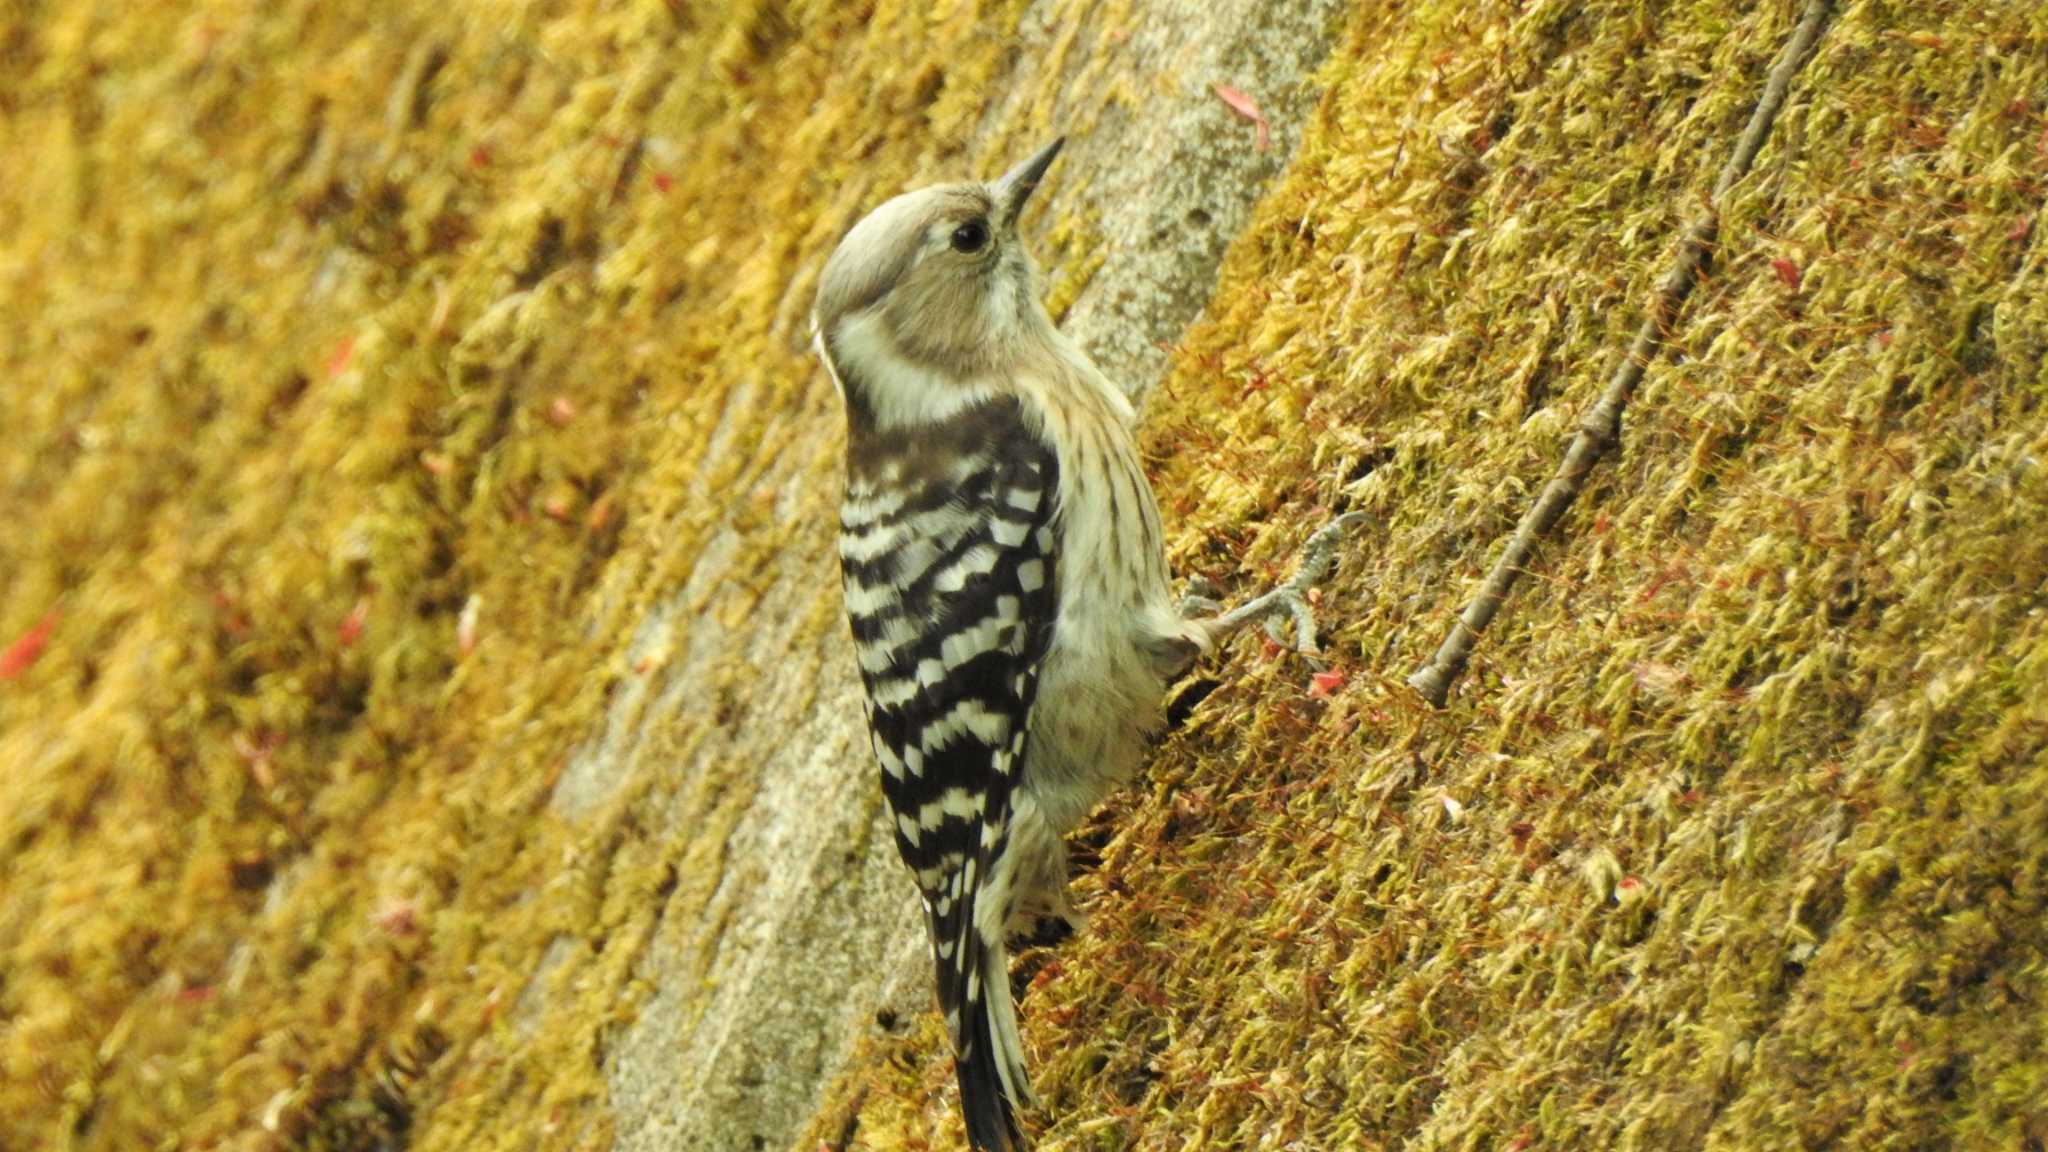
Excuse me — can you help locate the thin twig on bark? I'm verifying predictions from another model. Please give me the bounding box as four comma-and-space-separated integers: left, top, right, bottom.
1407, 0, 1835, 708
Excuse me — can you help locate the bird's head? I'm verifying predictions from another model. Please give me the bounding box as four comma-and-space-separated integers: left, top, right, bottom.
814, 138, 1065, 384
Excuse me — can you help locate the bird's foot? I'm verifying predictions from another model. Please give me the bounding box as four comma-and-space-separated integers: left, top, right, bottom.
1188, 512, 1373, 661
1005, 878, 1087, 952
1006, 912, 1078, 952
1178, 574, 1225, 618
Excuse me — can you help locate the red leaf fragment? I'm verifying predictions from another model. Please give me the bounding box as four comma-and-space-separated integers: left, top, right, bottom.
1212, 83, 1271, 152
467, 144, 492, 170
2009, 215, 2034, 243
176, 984, 217, 1004
652, 170, 675, 194
1770, 256, 1802, 292
1309, 668, 1347, 698
339, 598, 370, 647
211, 591, 250, 639
0, 612, 58, 680
325, 336, 355, 379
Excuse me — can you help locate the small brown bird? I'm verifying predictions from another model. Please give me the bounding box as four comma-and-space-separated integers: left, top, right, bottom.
813, 139, 1357, 1149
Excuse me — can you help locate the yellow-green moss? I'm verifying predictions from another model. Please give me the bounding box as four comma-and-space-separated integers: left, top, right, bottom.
0, 1, 1058, 1148
815, 0, 2048, 1148
3, 0, 2046, 1150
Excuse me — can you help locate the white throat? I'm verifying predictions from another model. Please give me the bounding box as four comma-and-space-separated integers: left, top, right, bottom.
824, 310, 995, 431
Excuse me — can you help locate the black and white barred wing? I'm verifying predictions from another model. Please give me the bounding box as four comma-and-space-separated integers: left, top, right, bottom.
837, 398, 1058, 1151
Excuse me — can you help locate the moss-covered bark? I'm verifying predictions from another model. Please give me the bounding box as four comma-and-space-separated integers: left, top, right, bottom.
819, 0, 2048, 1147
1, 1, 2043, 1151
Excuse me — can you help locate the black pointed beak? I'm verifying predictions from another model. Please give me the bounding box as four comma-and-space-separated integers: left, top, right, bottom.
994, 137, 1065, 227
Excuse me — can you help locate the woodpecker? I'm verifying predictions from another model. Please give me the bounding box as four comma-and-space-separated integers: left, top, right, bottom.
813, 139, 1355, 1149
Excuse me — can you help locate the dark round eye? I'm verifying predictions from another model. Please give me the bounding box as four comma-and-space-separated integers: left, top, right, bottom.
950, 218, 990, 253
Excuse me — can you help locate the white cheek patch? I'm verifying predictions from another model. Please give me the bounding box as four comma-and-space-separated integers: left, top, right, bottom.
830, 311, 993, 430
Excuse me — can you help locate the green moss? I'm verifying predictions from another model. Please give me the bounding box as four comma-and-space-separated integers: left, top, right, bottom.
3, 0, 2046, 1150
824, 0, 2048, 1147
0, 0, 1041, 1148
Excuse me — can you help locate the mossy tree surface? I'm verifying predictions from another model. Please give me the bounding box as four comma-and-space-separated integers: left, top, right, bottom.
1, 2, 2044, 1152
0, 0, 1105, 1148
822, 0, 2048, 1148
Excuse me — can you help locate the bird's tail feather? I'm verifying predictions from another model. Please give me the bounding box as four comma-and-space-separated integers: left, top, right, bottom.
941, 917, 1031, 1150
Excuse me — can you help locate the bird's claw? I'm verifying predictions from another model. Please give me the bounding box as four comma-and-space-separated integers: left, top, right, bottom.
1189, 511, 1374, 657
1259, 589, 1321, 651
1178, 574, 1224, 617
